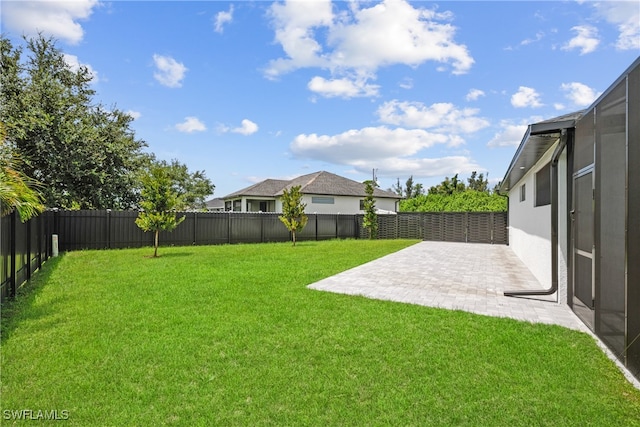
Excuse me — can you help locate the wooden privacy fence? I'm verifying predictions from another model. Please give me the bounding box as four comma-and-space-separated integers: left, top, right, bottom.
1, 210, 507, 301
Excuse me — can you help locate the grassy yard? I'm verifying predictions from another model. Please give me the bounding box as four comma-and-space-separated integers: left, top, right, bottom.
1, 240, 639, 426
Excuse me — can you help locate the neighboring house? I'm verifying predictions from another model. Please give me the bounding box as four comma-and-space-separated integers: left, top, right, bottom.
222, 171, 401, 214
204, 198, 225, 212
499, 57, 639, 380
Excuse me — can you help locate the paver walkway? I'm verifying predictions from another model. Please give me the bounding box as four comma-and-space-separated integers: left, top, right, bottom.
308, 241, 588, 331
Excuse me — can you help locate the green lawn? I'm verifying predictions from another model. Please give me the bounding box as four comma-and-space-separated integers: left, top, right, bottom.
2, 240, 639, 426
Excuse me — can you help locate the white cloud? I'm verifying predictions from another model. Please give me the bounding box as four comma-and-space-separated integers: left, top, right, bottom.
266, 0, 473, 91
520, 31, 545, 46
153, 54, 187, 88
266, 0, 334, 77
290, 126, 479, 178
591, 1, 640, 50
291, 127, 453, 162
63, 54, 99, 83
219, 119, 259, 135
0, 0, 98, 45
377, 100, 489, 135
126, 110, 142, 120
175, 117, 206, 133
487, 121, 528, 148
355, 156, 480, 178
214, 5, 233, 34
232, 119, 259, 135
308, 76, 380, 98
562, 25, 600, 55
511, 86, 543, 108
560, 82, 600, 107
465, 89, 485, 101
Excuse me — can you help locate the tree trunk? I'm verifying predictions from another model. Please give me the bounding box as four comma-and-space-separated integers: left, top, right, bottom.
292, 230, 296, 246
154, 229, 159, 257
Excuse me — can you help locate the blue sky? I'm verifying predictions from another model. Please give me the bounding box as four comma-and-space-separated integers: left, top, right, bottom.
2, 1, 639, 198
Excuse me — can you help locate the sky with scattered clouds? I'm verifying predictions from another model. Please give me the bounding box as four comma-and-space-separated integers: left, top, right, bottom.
2, 0, 639, 197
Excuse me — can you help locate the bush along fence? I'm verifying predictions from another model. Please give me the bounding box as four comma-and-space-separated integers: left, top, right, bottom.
1, 209, 507, 301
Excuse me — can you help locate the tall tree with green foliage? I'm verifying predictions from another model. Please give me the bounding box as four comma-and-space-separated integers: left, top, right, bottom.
428, 173, 466, 195
135, 166, 185, 257
1, 35, 149, 209
390, 176, 424, 199
279, 185, 308, 246
362, 180, 378, 239
467, 171, 489, 193
150, 158, 215, 210
401, 172, 506, 212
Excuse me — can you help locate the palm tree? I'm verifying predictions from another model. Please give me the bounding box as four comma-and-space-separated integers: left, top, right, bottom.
1, 125, 44, 221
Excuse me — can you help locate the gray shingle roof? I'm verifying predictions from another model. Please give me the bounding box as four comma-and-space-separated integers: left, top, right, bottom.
223, 179, 290, 199
223, 171, 400, 199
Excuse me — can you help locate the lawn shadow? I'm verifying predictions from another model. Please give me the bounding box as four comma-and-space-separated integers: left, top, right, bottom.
142, 251, 194, 259
0, 255, 64, 343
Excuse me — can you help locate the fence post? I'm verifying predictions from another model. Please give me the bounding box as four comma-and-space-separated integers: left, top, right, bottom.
106, 209, 111, 249
490, 212, 494, 244
36, 215, 42, 270
465, 212, 469, 243
53, 208, 60, 254
193, 212, 198, 245
9, 210, 16, 299
26, 217, 31, 281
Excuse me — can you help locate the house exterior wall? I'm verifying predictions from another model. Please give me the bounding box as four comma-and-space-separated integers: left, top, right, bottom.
508, 143, 568, 301
303, 194, 397, 215
226, 195, 398, 214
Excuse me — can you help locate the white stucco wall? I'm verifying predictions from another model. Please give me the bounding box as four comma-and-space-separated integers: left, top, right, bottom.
557, 150, 568, 304
507, 143, 568, 303
303, 194, 397, 215
230, 195, 398, 214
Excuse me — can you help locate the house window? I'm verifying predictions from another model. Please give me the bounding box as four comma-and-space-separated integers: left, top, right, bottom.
312, 196, 334, 204
535, 162, 551, 207
359, 200, 365, 210
519, 184, 526, 202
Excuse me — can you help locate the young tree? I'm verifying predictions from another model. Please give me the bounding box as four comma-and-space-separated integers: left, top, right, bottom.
362, 180, 378, 239
279, 185, 308, 246
135, 166, 185, 257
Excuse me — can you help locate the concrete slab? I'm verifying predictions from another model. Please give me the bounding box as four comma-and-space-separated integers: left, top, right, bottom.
308, 241, 588, 331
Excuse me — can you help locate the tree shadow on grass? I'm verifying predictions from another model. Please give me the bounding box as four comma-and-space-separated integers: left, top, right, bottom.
0, 255, 64, 343
142, 251, 194, 259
